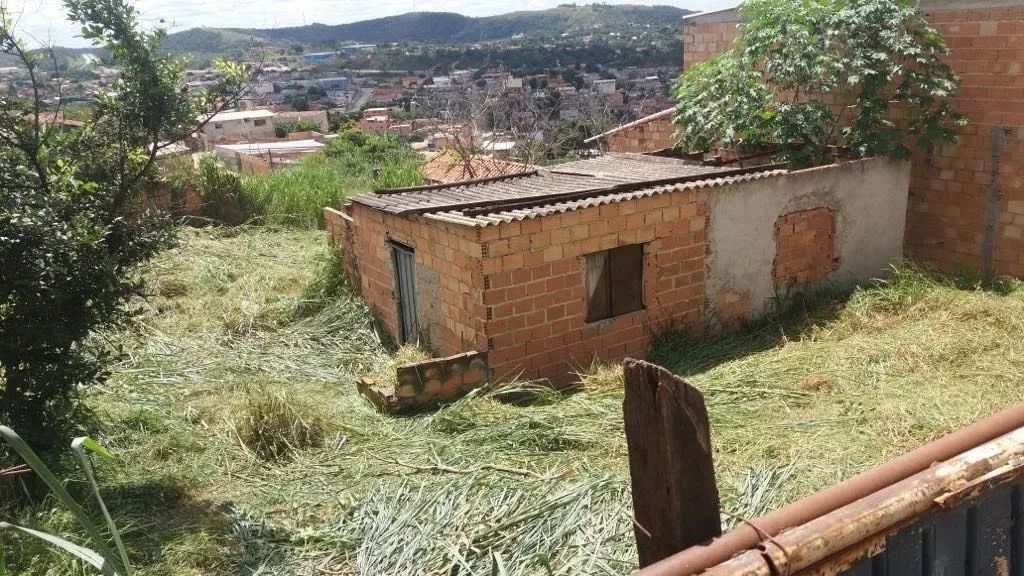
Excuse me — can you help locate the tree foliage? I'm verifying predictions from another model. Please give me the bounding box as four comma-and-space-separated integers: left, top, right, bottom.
673, 0, 965, 164
195, 154, 251, 225
275, 118, 323, 138
0, 0, 248, 444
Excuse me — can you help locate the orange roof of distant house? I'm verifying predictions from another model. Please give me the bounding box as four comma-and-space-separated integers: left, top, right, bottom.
420, 152, 534, 184
33, 111, 85, 127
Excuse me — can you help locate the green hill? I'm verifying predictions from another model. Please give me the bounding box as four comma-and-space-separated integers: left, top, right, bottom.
161, 4, 692, 52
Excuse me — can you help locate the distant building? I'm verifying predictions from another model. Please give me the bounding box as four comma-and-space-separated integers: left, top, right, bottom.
200, 109, 276, 142
358, 108, 392, 134
594, 78, 617, 95
302, 52, 336, 63
326, 90, 350, 106
317, 77, 349, 90
247, 81, 276, 98
430, 76, 453, 88
338, 44, 375, 54
420, 151, 534, 184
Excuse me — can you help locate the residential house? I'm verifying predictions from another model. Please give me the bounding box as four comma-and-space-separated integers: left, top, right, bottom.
358, 107, 392, 134
214, 139, 325, 174
326, 153, 909, 388
200, 109, 276, 142
317, 77, 350, 90
594, 78, 617, 95
275, 110, 330, 133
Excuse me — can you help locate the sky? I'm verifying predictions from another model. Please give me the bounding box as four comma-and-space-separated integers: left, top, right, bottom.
11, 0, 737, 48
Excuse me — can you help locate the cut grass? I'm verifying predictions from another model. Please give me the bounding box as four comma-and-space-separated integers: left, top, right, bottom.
4, 229, 1024, 575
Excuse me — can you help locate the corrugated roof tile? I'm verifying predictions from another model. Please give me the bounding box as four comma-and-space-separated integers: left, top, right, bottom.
351, 153, 787, 226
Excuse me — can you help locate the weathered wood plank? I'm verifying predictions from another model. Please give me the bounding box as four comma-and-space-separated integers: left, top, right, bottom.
623, 358, 721, 567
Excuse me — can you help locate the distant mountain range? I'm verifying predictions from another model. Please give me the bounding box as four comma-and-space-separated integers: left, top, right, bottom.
160, 4, 693, 53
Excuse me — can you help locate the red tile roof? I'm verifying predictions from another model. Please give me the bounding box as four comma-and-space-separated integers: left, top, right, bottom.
420, 152, 534, 184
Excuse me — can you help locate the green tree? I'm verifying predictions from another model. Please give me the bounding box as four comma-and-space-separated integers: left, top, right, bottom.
0, 0, 248, 444
275, 118, 324, 137
673, 0, 965, 165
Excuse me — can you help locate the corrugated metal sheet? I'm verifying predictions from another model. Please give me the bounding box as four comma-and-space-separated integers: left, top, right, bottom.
425, 169, 788, 227
351, 153, 784, 227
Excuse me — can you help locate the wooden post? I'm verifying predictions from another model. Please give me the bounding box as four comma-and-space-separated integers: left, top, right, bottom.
623, 358, 721, 567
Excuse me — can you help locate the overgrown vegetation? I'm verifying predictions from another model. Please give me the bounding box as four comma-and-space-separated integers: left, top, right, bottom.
195, 154, 252, 225
673, 0, 965, 165
233, 387, 327, 460
4, 229, 1022, 574
274, 118, 322, 138
242, 129, 422, 227
0, 0, 247, 446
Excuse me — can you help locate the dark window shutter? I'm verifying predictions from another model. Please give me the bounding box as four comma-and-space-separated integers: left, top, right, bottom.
611, 244, 644, 316
586, 250, 611, 322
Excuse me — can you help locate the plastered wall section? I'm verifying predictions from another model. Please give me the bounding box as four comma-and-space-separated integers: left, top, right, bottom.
705, 158, 910, 324
339, 203, 487, 356
683, 4, 1024, 276
479, 191, 710, 386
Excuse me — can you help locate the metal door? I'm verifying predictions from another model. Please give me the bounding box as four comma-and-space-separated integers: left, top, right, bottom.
390, 242, 418, 344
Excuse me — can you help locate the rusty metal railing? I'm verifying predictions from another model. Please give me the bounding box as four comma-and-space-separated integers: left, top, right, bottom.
629, 396, 1024, 576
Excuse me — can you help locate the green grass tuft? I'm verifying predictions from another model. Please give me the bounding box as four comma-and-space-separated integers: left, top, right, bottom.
233, 387, 327, 460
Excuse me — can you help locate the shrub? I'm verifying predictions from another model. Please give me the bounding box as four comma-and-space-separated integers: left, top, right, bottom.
242, 130, 422, 228
274, 118, 322, 138
0, 0, 247, 446
195, 154, 252, 225
672, 0, 965, 165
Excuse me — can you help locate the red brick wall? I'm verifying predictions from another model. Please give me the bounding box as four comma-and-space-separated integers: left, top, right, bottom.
773, 208, 838, 289
342, 203, 486, 355
480, 192, 709, 386
683, 5, 1024, 276
601, 114, 676, 153
682, 18, 739, 70
908, 6, 1024, 275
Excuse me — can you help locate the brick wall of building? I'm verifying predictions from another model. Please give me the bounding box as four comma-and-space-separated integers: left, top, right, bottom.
342, 203, 486, 356
773, 208, 838, 289
338, 159, 908, 387
600, 113, 677, 154
479, 192, 709, 386
682, 16, 739, 70
908, 5, 1024, 275
682, 4, 1024, 276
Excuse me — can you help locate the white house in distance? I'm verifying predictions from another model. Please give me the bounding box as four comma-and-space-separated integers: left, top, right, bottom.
200, 109, 276, 142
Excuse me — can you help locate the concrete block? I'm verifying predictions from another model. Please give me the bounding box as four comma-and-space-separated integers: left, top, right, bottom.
357, 351, 490, 415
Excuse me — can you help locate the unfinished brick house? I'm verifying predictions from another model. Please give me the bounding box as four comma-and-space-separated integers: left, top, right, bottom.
326, 153, 909, 386
594, 0, 1024, 277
